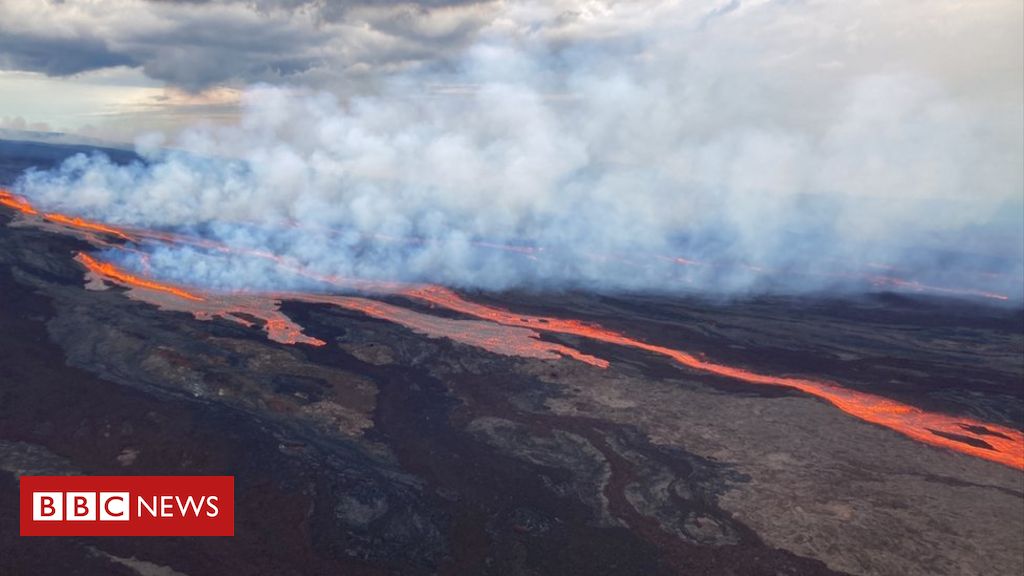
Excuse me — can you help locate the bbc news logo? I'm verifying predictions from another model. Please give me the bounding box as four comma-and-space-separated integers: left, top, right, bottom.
20, 476, 233, 536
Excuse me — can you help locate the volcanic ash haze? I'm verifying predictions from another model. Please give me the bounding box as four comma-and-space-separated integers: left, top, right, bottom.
13, 0, 1024, 299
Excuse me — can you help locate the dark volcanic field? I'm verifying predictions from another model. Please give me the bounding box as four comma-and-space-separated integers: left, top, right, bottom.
0, 217, 839, 575
0, 140, 1022, 576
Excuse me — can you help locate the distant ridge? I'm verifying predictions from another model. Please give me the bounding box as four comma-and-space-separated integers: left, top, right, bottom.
0, 128, 132, 151
0, 138, 141, 185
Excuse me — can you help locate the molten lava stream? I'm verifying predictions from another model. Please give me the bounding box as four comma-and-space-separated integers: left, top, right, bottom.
44, 213, 134, 242
1, 189, 137, 243
74, 252, 602, 364
0, 189, 38, 215
403, 286, 1024, 470
77, 252, 326, 346
76, 253, 204, 302
5, 187, 1020, 468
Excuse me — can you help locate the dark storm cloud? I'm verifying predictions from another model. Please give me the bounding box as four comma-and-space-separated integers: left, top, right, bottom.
0, 32, 135, 76
126, 8, 332, 90
0, 0, 495, 90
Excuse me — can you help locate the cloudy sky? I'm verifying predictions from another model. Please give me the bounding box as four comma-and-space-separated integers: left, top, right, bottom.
0, 0, 507, 138
4, 0, 1023, 297
2, 1, 1019, 140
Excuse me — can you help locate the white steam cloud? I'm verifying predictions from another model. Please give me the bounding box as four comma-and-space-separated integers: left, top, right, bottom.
15, 0, 1024, 300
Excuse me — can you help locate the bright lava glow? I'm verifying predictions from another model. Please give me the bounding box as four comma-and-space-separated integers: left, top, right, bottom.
44, 213, 135, 242
403, 286, 1024, 470
0, 189, 37, 215
76, 252, 204, 302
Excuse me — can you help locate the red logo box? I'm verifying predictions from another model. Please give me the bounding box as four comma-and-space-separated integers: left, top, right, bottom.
20, 476, 234, 536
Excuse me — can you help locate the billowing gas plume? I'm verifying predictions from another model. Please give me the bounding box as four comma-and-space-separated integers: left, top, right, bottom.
13, 1, 1024, 300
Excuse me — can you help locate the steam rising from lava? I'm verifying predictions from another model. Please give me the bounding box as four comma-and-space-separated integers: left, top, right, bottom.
2, 189, 1021, 469
10, 1, 1024, 299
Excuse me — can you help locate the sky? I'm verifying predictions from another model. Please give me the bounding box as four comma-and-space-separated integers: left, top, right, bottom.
2, 0, 1023, 298
1, 0, 1018, 140
0, 0, 507, 138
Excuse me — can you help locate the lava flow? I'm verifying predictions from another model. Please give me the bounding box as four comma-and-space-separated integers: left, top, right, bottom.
2, 188, 1022, 469
74, 252, 604, 365
44, 213, 134, 242
2, 189, 135, 243
0, 189, 37, 215
76, 251, 326, 346
77, 253, 204, 302
288, 294, 608, 367
403, 286, 1024, 470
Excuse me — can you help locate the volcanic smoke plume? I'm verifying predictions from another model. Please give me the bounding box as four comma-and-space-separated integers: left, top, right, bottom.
10, 1, 1023, 301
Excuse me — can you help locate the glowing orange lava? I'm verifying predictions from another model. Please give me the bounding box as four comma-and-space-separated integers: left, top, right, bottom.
260, 316, 327, 347
1, 190, 136, 243
0, 189, 38, 215
72, 253, 600, 362
44, 213, 134, 242
403, 286, 1024, 469
77, 253, 325, 346
76, 252, 204, 302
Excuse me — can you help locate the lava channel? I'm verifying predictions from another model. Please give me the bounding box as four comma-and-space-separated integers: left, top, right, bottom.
74, 253, 604, 365
403, 285, 1024, 470
77, 252, 326, 346
0, 189, 38, 215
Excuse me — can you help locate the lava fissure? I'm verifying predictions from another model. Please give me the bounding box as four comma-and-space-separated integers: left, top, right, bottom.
43, 213, 135, 242
77, 252, 204, 302
0, 189, 38, 215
